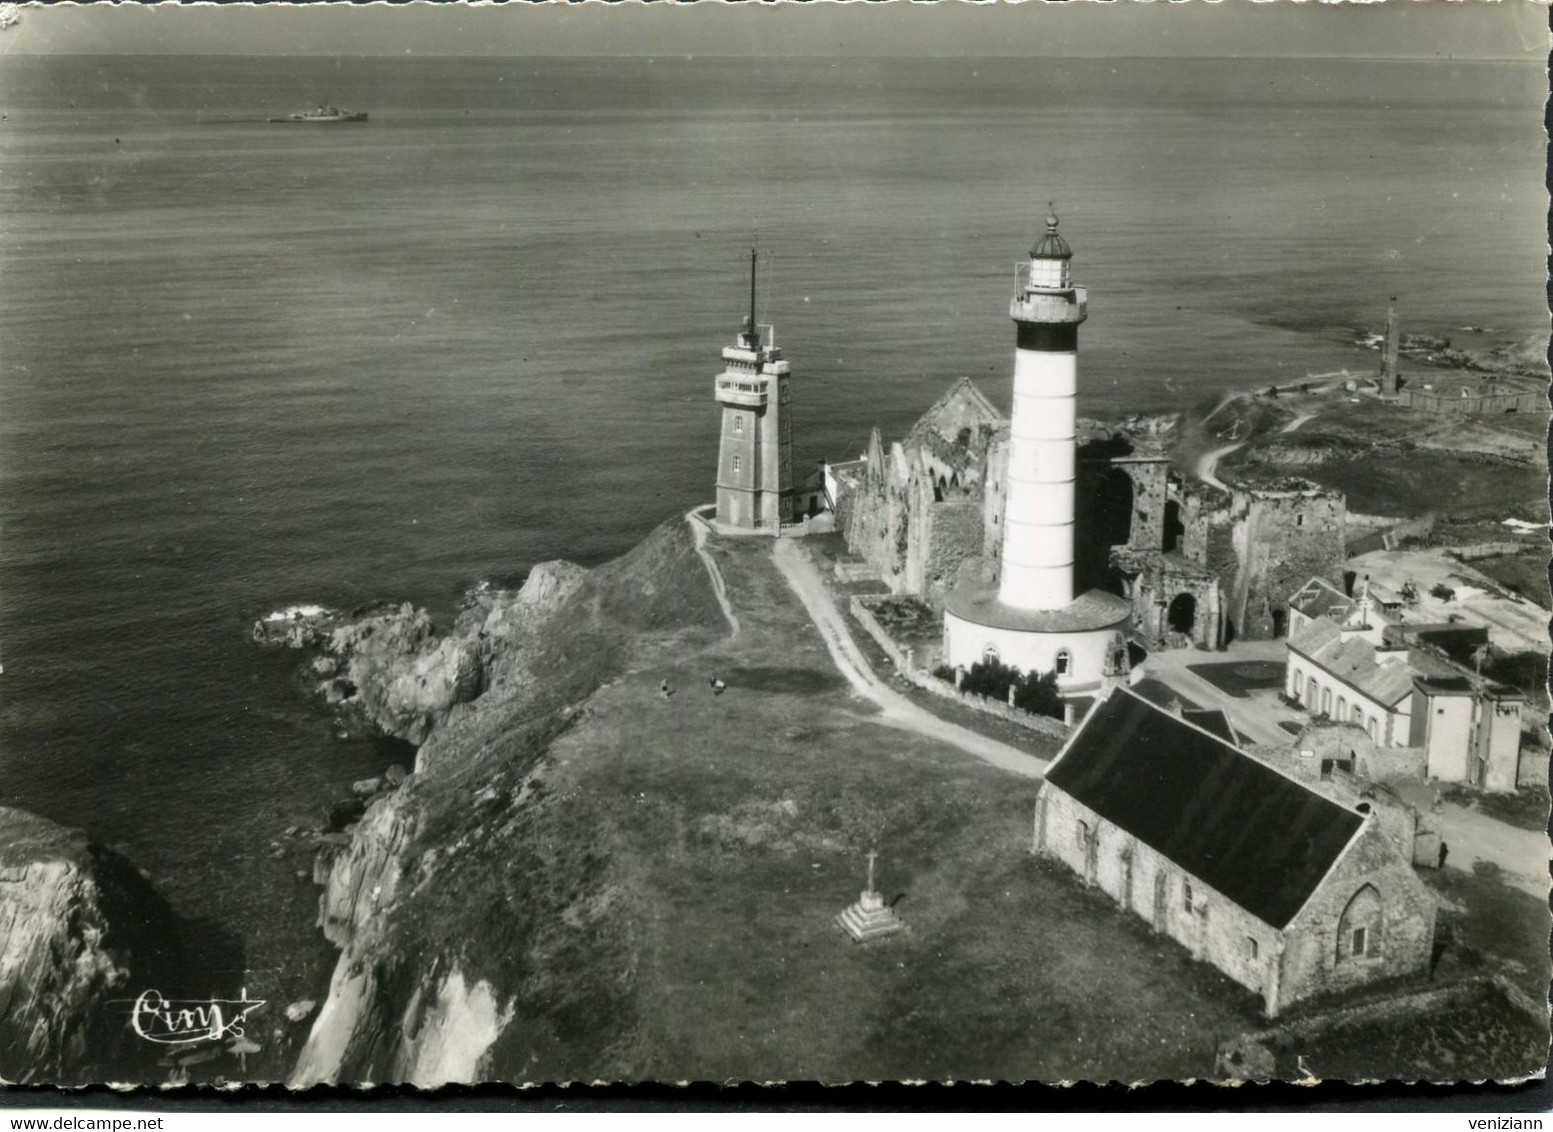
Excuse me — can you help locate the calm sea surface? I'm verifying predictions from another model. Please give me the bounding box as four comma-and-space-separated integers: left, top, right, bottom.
0, 53, 1544, 1055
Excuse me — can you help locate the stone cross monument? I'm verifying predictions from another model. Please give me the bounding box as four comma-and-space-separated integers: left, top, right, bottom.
835, 847, 904, 942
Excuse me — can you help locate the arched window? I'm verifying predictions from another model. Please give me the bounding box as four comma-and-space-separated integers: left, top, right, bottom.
1336, 695, 1347, 721
1321, 687, 1332, 716
1289, 667, 1303, 699
1055, 649, 1072, 677
1307, 676, 1318, 706
1367, 716, 1378, 741
1351, 704, 1364, 725
1337, 884, 1383, 962
982, 643, 999, 663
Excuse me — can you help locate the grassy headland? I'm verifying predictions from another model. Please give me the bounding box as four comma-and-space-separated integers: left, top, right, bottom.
303, 518, 1277, 1084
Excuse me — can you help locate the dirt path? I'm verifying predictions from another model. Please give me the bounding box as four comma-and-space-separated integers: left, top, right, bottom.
770, 538, 1049, 781
1280, 412, 1317, 434
685, 507, 740, 638
1195, 440, 1244, 492
1436, 802, 1549, 898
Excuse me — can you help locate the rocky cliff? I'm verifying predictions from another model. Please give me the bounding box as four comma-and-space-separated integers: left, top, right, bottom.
281, 519, 728, 1085
0, 808, 188, 1084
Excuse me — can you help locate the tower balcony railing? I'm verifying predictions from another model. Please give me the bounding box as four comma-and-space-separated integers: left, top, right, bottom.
715, 377, 768, 408
1010, 287, 1087, 325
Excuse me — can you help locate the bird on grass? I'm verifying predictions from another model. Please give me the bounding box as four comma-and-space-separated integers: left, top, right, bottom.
709, 677, 727, 695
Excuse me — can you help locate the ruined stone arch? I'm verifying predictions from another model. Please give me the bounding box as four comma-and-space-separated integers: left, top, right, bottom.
1092, 465, 1136, 553
1337, 883, 1384, 962
1167, 592, 1197, 636
1163, 498, 1184, 553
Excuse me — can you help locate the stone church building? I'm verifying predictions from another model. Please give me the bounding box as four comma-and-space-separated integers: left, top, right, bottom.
1036, 689, 1436, 1017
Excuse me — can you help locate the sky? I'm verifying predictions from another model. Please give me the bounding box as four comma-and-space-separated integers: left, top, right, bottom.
4, 0, 1549, 60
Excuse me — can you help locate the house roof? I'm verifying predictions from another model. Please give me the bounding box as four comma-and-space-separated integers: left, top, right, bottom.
1289, 616, 1450, 707
1181, 708, 1238, 746
1290, 576, 1355, 623
1045, 689, 1364, 929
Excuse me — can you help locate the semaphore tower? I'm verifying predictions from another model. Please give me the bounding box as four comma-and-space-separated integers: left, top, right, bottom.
714, 250, 794, 530
941, 209, 1133, 698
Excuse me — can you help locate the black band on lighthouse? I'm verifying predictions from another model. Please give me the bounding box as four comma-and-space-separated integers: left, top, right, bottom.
1016, 322, 1079, 352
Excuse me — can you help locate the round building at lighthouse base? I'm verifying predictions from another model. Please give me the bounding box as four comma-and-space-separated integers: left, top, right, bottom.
942, 586, 1134, 698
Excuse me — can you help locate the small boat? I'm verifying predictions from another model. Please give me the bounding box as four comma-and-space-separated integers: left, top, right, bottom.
269, 104, 368, 124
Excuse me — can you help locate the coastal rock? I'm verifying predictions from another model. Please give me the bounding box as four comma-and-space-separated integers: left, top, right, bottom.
454, 560, 590, 652
258, 560, 594, 750
384, 764, 408, 788
351, 777, 383, 797
288, 519, 729, 1085
325, 797, 367, 832
252, 606, 341, 649
0, 807, 188, 1084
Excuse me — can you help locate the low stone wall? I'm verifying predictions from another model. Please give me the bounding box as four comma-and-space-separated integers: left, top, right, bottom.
1516, 747, 1549, 789
1214, 975, 1547, 1080
848, 596, 1070, 741
779, 513, 837, 538
1399, 388, 1543, 414
1364, 744, 1428, 782
1448, 541, 1532, 562
1346, 513, 1436, 557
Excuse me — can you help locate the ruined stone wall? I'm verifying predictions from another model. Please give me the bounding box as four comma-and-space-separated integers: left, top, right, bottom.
911, 496, 991, 609
842, 472, 909, 592
1117, 460, 1169, 552
1184, 484, 1346, 642
981, 433, 1009, 570
1278, 822, 1435, 1013
1238, 488, 1347, 639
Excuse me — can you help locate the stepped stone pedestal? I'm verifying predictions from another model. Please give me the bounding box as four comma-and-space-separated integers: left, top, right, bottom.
836, 888, 903, 942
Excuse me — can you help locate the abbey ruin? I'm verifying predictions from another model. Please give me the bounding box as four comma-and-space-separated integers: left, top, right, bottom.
826, 382, 1348, 666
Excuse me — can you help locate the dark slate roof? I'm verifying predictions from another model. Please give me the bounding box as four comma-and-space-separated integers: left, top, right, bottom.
1289, 576, 1355, 623
1181, 708, 1238, 746
1030, 211, 1074, 260
1046, 689, 1364, 928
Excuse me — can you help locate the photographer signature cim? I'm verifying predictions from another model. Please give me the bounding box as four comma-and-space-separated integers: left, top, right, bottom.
130, 989, 266, 1045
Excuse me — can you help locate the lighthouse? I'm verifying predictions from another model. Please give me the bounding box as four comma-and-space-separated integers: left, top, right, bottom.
1002, 208, 1084, 611
942, 210, 1133, 697
713, 250, 794, 531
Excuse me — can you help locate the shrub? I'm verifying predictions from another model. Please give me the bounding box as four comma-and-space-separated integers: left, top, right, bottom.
1483, 651, 1549, 698
1012, 669, 1063, 720
1430, 583, 1456, 601
960, 658, 1018, 701
932, 664, 957, 684
957, 658, 1063, 720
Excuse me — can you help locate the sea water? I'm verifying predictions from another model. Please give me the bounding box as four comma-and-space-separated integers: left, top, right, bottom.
0, 53, 1544, 1062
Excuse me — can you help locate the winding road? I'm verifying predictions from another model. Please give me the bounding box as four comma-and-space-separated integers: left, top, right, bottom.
684, 506, 740, 638
1195, 441, 1244, 492
770, 537, 1049, 781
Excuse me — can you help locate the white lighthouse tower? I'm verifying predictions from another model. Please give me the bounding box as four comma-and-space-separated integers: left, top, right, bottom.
942, 210, 1132, 697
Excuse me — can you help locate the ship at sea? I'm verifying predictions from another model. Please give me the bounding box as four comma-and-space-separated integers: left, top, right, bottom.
268, 104, 368, 123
